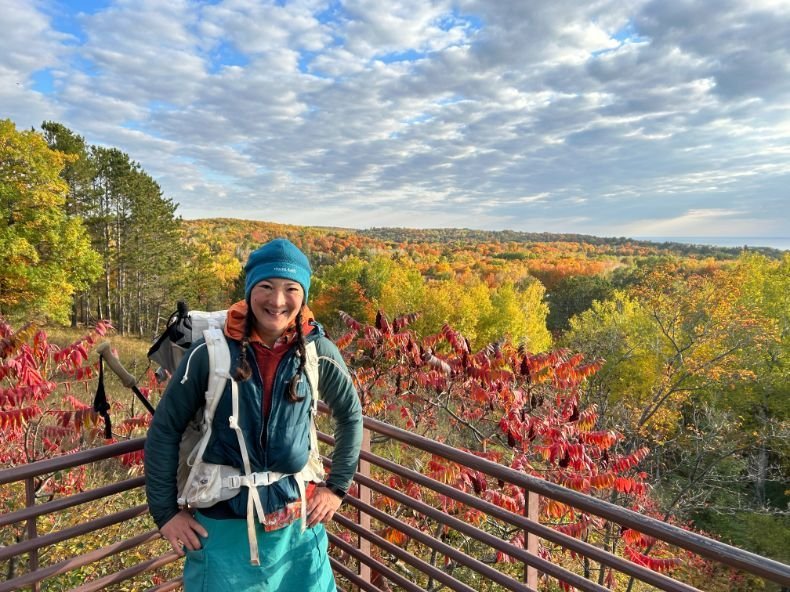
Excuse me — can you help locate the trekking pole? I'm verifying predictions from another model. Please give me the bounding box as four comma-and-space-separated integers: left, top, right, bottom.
96, 342, 157, 416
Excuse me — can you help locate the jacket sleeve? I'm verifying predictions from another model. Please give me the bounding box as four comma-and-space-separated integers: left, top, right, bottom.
144, 341, 209, 528
316, 337, 363, 495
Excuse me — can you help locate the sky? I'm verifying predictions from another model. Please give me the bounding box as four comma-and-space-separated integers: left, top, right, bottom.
1, 0, 789, 239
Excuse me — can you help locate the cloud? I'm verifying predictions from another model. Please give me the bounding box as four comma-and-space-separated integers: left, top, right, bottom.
0, 1, 66, 123
1, 0, 788, 241
626, 207, 777, 238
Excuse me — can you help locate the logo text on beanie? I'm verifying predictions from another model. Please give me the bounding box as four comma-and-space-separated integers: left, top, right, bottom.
273, 266, 297, 274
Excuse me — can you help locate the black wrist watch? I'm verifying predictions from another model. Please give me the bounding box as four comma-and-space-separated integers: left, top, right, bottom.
326, 483, 347, 500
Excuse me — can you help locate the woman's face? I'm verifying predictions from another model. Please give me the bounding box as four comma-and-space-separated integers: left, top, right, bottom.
249, 278, 304, 346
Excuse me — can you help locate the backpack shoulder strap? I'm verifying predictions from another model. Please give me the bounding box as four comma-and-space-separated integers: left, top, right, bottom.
304, 340, 319, 411
203, 326, 231, 420
177, 327, 231, 506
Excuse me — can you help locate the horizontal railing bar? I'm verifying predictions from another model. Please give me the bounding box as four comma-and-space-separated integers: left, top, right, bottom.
2, 418, 784, 592
343, 492, 538, 592
0, 530, 160, 592
328, 527, 430, 592
334, 513, 476, 592
340, 443, 700, 592
356, 415, 790, 586
0, 438, 145, 485
328, 556, 383, 592
144, 578, 183, 592
0, 504, 148, 561
67, 551, 180, 592
349, 471, 604, 592
0, 476, 146, 528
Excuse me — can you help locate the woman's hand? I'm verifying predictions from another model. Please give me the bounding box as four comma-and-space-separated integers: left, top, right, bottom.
307, 486, 343, 528
159, 510, 208, 556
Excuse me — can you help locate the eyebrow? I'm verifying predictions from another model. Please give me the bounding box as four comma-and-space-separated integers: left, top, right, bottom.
258, 280, 300, 287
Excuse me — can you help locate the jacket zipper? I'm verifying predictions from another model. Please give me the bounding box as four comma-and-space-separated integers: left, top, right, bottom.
255, 345, 296, 469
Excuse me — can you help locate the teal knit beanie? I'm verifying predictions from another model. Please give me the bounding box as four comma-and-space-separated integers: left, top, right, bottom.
244, 239, 312, 302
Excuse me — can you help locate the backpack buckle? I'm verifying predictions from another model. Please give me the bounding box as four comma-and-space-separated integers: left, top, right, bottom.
250, 472, 273, 486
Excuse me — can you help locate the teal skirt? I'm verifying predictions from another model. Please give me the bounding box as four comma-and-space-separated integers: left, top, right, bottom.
183, 513, 336, 591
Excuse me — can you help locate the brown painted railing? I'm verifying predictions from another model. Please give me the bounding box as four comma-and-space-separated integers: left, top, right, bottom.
2, 414, 789, 592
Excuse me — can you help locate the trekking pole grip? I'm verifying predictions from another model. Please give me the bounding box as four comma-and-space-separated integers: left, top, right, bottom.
96, 342, 138, 388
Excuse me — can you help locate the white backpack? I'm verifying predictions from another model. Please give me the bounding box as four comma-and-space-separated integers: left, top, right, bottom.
170, 310, 325, 565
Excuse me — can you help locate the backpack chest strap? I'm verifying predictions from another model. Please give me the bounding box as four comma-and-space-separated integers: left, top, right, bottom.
223, 471, 289, 489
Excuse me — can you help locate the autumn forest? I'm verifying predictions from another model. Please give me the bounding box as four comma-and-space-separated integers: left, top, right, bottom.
1, 118, 788, 590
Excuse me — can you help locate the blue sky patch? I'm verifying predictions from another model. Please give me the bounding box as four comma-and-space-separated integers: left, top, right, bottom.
208, 41, 249, 73
316, 0, 343, 25
31, 69, 55, 94
121, 119, 146, 133
377, 49, 426, 64
298, 50, 318, 73
437, 94, 467, 106
591, 20, 650, 58
438, 10, 484, 33
49, 0, 110, 44
612, 20, 648, 44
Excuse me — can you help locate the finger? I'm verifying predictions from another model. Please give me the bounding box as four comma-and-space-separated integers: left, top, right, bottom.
182, 525, 206, 551
307, 505, 324, 527
190, 519, 209, 539
169, 537, 185, 556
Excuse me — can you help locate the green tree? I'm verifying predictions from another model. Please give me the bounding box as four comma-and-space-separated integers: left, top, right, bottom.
311, 256, 378, 327
40, 121, 97, 218
564, 260, 787, 563
41, 121, 101, 326
0, 120, 100, 323
547, 274, 614, 332
727, 254, 789, 502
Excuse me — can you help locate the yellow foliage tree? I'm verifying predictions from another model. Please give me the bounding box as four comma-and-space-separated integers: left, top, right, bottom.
0, 120, 100, 323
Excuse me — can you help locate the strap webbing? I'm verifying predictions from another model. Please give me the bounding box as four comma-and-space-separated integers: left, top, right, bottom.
179, 333, 324, 565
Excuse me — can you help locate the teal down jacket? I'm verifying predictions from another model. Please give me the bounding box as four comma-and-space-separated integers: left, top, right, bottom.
144, 323, 363, 529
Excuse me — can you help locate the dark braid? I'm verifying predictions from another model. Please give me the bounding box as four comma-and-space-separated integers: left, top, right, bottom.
233, 307, 256, 381
287, 310, 307, 403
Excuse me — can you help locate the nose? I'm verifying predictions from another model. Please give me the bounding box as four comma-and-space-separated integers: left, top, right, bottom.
271, 287, 286, 305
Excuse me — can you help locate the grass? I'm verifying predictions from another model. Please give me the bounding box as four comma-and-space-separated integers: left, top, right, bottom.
46, 324, 163, 410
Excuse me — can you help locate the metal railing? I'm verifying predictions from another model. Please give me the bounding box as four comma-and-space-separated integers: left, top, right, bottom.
2, 413, 789, 592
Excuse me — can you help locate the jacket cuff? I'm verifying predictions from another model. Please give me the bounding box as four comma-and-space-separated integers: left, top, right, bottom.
325, 483, 347, 500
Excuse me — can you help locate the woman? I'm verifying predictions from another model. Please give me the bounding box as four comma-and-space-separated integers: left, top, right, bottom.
144, 238, 363, 590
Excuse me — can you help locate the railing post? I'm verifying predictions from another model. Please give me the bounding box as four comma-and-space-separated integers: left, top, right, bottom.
525, 489, 539, 589
357, 427, 371, 587
25, 477, 40, 592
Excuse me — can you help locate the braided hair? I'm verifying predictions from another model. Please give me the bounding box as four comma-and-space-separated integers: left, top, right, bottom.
232, 309, 256, 382
287, 310, 307, 403
232, 305, 306, 404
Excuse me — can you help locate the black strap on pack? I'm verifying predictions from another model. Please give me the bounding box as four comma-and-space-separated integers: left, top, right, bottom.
93, 347, 157, 438
92, 358, 113, 439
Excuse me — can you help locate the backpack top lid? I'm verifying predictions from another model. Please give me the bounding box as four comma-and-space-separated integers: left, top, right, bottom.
148, 302, 228, 377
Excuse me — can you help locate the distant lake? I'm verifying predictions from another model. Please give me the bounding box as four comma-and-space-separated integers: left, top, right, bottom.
633, 237, 790, 251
